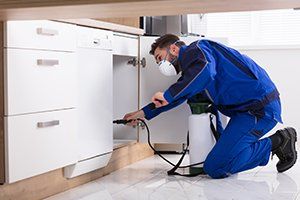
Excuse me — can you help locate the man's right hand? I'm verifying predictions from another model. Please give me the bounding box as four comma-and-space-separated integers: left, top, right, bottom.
123, 110, 145, 126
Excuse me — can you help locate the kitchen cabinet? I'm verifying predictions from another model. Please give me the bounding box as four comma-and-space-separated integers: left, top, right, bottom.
1, 20, 78, 183
1, 20, 137, 183
0, 19, 226, 184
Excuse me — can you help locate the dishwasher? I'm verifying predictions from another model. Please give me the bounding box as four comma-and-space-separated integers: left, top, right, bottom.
64, 26, 113, 178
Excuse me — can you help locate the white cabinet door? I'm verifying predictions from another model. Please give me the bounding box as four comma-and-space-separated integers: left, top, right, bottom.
4, 48, 77, 115
5, 109, 77, 183
77, 48, 113, 161
113, 55, 139, 140
139, 36, 201, 144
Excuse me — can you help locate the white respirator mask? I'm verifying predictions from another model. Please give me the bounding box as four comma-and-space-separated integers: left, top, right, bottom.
158, 59, 178, 76
157, 41, 180, 77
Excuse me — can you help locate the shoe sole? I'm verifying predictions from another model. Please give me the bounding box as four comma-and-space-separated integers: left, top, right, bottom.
278, 127, 297, 173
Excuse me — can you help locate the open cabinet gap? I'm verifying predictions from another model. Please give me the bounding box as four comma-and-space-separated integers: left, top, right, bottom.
0, 21, 5, 184
113, 55, 139, 142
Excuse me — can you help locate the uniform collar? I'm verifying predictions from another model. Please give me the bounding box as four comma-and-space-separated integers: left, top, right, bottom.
178, 45, 187, 60
178, 45, 188, 71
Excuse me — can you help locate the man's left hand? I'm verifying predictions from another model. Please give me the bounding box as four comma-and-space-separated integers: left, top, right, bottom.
151, 92, 169, 108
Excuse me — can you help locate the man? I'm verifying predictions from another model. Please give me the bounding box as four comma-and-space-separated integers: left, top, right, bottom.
123, 34, 297, 179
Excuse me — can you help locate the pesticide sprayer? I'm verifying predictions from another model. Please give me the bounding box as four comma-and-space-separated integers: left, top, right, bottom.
113, 101, 220, 176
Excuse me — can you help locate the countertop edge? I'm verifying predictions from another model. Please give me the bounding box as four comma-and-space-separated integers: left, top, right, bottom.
54, 18, 145, 35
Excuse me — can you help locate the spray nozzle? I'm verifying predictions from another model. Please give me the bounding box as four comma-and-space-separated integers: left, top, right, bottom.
112, 119, 133, 125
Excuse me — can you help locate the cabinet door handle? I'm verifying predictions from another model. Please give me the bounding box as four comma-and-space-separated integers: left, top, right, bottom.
37, 120, 60, 128
36, 28, 59, 36
37, 59, 59, 66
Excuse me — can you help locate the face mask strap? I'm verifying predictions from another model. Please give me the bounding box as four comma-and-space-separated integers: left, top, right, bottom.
173, 40, 180, 46
165, 40, 180, 63
158, 40, 181, 66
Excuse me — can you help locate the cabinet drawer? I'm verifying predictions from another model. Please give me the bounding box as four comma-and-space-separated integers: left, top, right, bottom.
113, 33, 138, 57
5, 20, 76, 51
5, 109, 78, 183
4, 48, 77, 115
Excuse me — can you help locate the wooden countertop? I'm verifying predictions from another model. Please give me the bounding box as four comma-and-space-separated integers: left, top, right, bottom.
1, 0, 300, 20
57, 19, 144, 35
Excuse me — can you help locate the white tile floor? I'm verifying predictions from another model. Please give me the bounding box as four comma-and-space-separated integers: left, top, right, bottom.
45, 151, 300, 200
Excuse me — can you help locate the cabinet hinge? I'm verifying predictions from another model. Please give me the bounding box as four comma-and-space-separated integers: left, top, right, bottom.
127, 57, 146, 68
140, 57, 146, 68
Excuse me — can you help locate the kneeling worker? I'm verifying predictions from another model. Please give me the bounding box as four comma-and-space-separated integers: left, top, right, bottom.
123, 34, 297, 179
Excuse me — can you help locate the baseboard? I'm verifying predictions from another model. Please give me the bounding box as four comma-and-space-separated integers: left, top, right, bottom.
154, 143, 185, 153
0, 142, 154, 200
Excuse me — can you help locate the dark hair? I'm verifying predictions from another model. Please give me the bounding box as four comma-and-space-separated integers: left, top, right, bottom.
149, 34, 186, 55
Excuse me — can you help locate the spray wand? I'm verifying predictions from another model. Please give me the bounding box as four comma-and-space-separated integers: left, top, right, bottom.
113, 118, 206, 177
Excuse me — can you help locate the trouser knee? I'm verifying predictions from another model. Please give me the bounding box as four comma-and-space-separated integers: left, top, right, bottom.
203, 154, 230, 179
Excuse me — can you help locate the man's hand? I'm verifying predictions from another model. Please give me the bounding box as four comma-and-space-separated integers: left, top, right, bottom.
123, 110, 145, 126
151, 92, 169, 108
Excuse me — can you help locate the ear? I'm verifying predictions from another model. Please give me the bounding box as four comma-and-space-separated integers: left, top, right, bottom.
169, 44, 179, 56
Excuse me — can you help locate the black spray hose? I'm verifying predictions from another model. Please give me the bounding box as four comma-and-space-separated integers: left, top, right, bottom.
113, 118, 205, 169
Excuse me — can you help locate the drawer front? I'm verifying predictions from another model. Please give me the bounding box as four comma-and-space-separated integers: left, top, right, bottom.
5, 20, 76, 51
113, 33, 138, 57
5, 48, 77, 115
5, 109, 78, 183
77, 26, 113, 50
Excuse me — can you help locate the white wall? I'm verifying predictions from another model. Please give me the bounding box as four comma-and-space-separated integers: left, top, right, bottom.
238, 47, 300, 135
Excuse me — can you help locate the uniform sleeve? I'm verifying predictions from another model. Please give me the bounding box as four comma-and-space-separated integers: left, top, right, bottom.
163, 44, 216, 104
141, 96, 187, 120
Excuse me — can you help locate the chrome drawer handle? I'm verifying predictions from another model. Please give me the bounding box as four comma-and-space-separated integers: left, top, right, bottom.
37, 120, 60, 128
36, 28, 59, 36
37, 59, 59, 66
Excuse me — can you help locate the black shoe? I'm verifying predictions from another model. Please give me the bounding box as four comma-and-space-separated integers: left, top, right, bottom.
272, 127, 297, 173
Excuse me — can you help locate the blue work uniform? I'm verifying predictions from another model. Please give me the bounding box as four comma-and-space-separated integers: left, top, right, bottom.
141, 39, 282, 178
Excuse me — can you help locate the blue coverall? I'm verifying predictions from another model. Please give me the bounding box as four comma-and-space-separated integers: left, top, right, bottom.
141, 39, 282, 178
